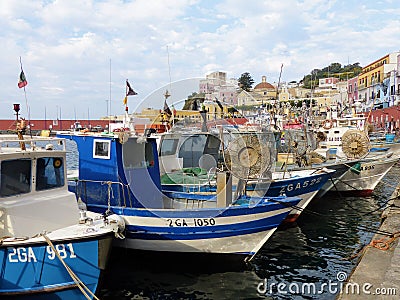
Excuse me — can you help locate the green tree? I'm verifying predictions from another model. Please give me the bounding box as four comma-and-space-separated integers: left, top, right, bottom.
301, 62, 362, 88
238, 72, 254, 92
183, 92, 205, 110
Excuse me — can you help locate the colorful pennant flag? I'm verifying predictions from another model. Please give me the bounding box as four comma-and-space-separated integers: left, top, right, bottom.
123, 79, 137, 105
126, 80, 137, 96
18, 70, 28, 88
163, 99, 172, 116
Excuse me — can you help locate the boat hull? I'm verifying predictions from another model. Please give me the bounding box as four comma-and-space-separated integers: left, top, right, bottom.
282, 190, 318, 223
332, 156, 398, 196
314, 160, 359, 198
87, 196, 300, 258
0, 235, 112, 300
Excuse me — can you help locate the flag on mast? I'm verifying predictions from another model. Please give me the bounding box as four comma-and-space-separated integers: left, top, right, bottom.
123, 79, 137, 105
18, 70, 28, 88
163, 90, 172, 116
163, 99, 172, 116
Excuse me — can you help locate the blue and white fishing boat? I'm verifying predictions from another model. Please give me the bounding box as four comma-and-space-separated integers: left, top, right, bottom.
58, 131, 301, 260
0, 135, 124, 299
161, 168, 334, 223
158, 130, 335, 223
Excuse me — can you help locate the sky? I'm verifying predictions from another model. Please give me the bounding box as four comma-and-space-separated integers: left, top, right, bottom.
1, 0, 400, 120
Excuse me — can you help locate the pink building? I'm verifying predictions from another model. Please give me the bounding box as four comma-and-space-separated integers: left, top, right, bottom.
347, 76, 358, 105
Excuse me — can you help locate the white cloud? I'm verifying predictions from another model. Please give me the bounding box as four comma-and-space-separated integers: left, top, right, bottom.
0, 0, 399, 119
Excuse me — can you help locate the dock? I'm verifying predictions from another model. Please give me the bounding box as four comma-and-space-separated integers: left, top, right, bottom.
337, 180, 400, 299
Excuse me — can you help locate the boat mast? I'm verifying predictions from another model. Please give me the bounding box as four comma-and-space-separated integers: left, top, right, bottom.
273, 64, 283, 130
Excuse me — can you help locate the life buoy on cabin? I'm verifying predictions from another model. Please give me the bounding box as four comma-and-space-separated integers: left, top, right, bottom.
322, 119, 333, 130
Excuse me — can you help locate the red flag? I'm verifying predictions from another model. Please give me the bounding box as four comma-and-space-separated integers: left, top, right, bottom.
18, 70, 28, 88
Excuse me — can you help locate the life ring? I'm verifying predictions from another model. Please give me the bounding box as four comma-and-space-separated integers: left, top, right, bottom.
323, 120, 333, 130
53, 158, 63, 168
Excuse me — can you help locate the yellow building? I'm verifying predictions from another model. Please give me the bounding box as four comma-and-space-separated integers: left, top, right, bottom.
358, 55, 387, 92
133, 107, 202, 124
253, 76, 277, 99
201, 100, 232, 120
237, 89, 266, 107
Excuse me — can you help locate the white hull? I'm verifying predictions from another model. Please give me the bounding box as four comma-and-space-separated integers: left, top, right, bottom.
287, 190, 318, 218
115, 228, 277, 255
334, 156, 398, 194
114, 205, 292, 255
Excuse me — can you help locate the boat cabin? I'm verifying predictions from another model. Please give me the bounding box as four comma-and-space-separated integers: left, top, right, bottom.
0, 137, 79, 237
159, 132, 221, 175
58, 132, 165, 209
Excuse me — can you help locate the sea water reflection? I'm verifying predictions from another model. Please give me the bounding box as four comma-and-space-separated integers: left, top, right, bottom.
64, 140, 398, 299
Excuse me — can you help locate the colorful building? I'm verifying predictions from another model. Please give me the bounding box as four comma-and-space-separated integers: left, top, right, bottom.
357, 51, 400, 110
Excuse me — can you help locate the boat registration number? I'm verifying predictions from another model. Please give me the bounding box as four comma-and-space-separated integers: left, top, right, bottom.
279, 177, 322, 194
360, 165, 374, 171
8, 243, 76, 263
167, 218, 216, 227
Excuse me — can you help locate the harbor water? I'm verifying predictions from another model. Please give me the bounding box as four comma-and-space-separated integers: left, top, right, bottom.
64, 140, 399, 299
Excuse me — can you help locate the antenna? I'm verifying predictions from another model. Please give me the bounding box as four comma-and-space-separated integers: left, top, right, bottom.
108, 58, 112, 131
276, 63, 283, 104
166, 46, 174, 127
167, 45, 172, 92
272, 64, 283, 129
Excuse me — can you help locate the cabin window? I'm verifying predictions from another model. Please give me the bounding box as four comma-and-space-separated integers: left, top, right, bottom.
0, 159, 31, 197
180, 135, 207, 153
36, 157, 65, 191
93, 139, 111, 159
160, 138, 179, 156
206, 135, 220, 150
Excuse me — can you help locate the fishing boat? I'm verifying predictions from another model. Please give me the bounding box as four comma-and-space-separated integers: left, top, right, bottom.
0, 135, 124, 299
313, 115, 400, 195
158, 129, 335, 223
57, 131, 301, 260
331, 152, 399, 196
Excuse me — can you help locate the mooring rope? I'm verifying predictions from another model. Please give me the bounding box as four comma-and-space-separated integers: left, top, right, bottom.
41, 233, 100, 300
347, 231, 400, 260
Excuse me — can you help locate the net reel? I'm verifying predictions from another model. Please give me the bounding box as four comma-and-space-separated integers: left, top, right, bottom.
341, 129, 370, 159
223, 132, 275, 180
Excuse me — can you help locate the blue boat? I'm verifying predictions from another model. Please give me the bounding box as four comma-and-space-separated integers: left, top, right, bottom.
161, 168, 334, 223
0, 136, 124, 299
58, 131, 301, 260
158, 130, 335, 222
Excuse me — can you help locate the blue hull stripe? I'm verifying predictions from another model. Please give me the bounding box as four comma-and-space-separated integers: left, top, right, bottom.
126, 223, 275, 240
87, 197, 300, 219
125, 213, 286, 240
125, 210, 288, 234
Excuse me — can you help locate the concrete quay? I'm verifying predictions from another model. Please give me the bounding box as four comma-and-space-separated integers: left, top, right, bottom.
337, 183, 400, 299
